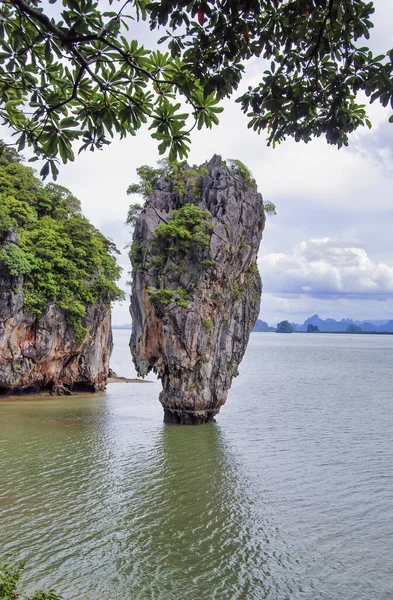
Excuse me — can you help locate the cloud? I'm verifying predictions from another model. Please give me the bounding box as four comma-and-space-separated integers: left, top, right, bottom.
99, 219, 132, 267
350, 120, 393, 175
259, 238, 393, 297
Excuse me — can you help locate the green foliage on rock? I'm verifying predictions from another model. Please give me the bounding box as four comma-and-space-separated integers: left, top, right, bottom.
170, 164, 209, 199
145, 205, 214, 310
0, 0, 391, 176
128, 162, 216, 313
127, 164, 168, 201
0, 150, 123, 336
232, 280, 241, 299
128, 157, 265, 282
0, 559, 64, 600
228, 159, 256, 187
153, 204, 214, 255
127, 160, 209, 204
264, 201, 277, 215
147, 286, 190, 308
126, 203, 144, 228
0, 244, 32, 276
128, 157, 267, 318
202, 317, 213, 331
128, 161, 214, 268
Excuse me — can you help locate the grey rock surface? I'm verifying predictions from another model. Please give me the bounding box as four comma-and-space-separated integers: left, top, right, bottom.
130, 155, 266, 423
0, 229, 112, 395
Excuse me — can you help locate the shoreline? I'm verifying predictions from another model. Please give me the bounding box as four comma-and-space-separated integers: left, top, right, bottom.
0, 375, 153, 400
107, 375, 153, 384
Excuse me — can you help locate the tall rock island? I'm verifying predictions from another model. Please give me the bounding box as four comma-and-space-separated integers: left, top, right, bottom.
0, 148, 122, 395
130, 155, 266, 423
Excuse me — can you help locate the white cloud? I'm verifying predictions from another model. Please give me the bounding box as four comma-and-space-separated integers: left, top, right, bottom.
259, 238, 393, 297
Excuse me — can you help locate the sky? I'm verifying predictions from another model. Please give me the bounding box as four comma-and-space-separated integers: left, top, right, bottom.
4, 1, 393, 326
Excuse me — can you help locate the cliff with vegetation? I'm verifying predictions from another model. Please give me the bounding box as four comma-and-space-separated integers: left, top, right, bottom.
0, 145, 122, 395
129, 155, 265, 423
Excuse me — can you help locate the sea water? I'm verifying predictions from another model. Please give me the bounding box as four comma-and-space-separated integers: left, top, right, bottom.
0, 331, 392, 599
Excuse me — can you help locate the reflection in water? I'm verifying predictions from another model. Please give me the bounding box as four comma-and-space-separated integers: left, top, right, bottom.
3, 332, 392, 599
0, 395, 303, 599
124, 424, 293, 600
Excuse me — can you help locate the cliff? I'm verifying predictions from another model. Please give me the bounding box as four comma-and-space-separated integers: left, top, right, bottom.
0, 154, 122, 396
130, 155, 265, 423
0, 227, 113, 395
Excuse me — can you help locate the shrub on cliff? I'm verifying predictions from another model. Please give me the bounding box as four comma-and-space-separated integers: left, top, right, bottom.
126, 158, 275, 285
0, 146, 123, 336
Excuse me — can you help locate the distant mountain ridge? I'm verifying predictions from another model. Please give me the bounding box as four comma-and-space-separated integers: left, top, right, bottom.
252, 319, 276, 332
293, 314, 393, 333
114, 316, 393, 333
251, 315, 393, 333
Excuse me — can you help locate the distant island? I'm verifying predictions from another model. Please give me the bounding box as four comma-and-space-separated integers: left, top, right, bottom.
252, 314, 393, 334
114, 315, 393, 334
276, 320, 294, 333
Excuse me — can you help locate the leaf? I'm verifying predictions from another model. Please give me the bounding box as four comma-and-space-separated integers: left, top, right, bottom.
40, 161, 50, 180
60, 117, 80, 128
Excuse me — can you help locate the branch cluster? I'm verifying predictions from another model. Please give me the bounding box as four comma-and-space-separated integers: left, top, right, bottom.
0, 0, 392, 176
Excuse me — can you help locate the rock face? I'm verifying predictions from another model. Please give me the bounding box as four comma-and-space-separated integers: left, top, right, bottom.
130, 155, 266, 424
0, 228, 112, 395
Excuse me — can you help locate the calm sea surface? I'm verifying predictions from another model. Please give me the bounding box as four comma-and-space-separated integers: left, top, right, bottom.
1, 331, 392, 599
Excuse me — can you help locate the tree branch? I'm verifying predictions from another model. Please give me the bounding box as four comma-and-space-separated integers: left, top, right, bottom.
10, 0, 74, 42
47, 65, 85, 113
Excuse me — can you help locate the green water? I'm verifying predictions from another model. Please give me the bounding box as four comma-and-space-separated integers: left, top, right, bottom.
1, 332, 393, 599
0, 393, 294, 599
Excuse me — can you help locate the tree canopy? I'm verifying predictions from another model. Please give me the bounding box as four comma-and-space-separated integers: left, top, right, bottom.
0, 0, 392, 178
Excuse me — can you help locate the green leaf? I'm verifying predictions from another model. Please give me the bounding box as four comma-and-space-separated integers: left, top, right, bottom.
40, 161, 50, 179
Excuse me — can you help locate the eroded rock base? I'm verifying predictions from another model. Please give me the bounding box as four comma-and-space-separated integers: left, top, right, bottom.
0, 382, 104, 397
163, 408, 218, 425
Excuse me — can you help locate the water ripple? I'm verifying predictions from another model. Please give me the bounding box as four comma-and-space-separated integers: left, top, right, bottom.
1, 331, 392, 599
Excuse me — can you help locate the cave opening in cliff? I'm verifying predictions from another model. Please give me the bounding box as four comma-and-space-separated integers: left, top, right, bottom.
71, 382, 97, 393
22, 384, 48, 394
